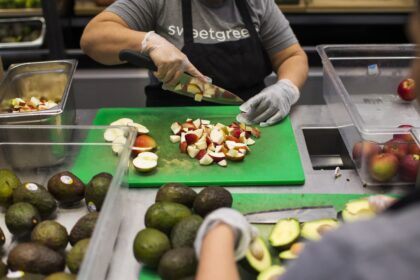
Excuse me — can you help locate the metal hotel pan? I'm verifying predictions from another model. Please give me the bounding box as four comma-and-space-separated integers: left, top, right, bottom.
0, 60, 77, 169
0, 17, 46, 49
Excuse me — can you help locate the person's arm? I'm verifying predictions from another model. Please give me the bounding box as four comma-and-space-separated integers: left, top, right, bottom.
196, 223, 240, 280
80, 12, 145, 65
270, 43, 308, 90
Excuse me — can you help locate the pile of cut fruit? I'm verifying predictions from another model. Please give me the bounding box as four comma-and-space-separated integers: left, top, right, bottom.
169, 118, 261, 167
3, 97, 59, 113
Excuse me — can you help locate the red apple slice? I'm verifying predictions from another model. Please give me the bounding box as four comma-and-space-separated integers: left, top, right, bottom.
199, 153, 214, 165
225, 141, 237, 150
185, 133, 199, 145
171, 122, 182, 135
246, 138, 256, 146
225, 135, 240, 143
210, 128, 225, 145
207, 142, 216, 152
193, 119, 201, 129
187, 145, 200, 158
201, 119, 211, 125
226, 149, 245, 162
217, 159, 228, 167
251, 127, 261, 138
208, 151, 226, 163
194, 128, 204, 139
179, 141, 188, 153
194, 94, 203, 102
182, 122, 196, 131
133, 135, 157, 155
195, 149, 207, 160
169, 135, 181, 143
195, 137, 208, 150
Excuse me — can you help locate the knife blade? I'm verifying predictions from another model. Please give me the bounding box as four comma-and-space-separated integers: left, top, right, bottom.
119, 49, 244, 105
244, 206, 337, 224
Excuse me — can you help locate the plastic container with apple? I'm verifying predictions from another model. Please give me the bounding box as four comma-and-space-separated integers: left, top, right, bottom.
0, 125, 136, 279
317, 44, 420, 186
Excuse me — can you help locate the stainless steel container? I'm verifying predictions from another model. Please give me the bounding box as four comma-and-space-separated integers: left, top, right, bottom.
0, 60, 78, 168
0, 17, 46, 49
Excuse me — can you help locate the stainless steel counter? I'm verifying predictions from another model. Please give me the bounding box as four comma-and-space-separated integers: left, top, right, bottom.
75, 105, 405, 280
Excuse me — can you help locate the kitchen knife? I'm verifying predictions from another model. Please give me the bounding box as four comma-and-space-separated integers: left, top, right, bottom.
119, 49, 244, 105
244, 206, 337, 224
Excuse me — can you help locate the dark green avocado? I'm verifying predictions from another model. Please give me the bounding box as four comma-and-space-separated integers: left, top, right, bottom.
192, 187, 232, 217
155, 183, 197, 207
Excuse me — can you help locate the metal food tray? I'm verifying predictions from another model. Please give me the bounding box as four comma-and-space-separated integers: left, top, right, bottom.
0, 125, 136, 280
0, 17, 45, 49
0, 60, 78, 168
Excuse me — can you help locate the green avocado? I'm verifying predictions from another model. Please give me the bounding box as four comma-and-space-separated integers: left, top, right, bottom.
0, 261, 7, 278
170, 215, 203, 248
155, 183, 197, 207
133, 228, 171, 268
13, 182, 57, 218
31, 220, 69, 251
244, 237, 271, 273
193, 187, 232, 217
85, 172, 113, 212
0, 169, 21, 208
301, 219, 339, 241
269, 218, 300, 249
66, 238, 90, 274
6, 202, 41, 236
47, 171, 85, 205
69, 212, 98, 246
45, 272, 76, 280
145, 202, 192, 234
7, 243, 65, 275
257, 265, 286, 280
278, 250, 298, 261
157, 248, 197, 280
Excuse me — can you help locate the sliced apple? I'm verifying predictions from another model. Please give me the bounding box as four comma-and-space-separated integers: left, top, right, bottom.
215, 123, 225, 129
186, 118, 193, 122
128, 122, 149, 134
133, 152, 158, 173
194, 94, 203, 102
169, 135, 181, 143
111, 118, 134, 126
210, 128, 225, 145
185, 132, 199, 145
225, 135, 239, 143
182, 122, 196, 131
194, 128, 204, 139
208, 142, 216, 152
111, 135, 127, 155
171, 122, 182, 135
246, 138, 256, 146
214, 145, 223, 153
203, 83, 216, 97
199, 153, 214, 166
195, 136, 208, 150
231, 128, 242, 139
201, 119, 211, 125
251, 127, 261, 138
196, 149, 207, 160
186, 84, 202, 95
225, 140, 237, 150
134, 135, 157, 154
208, 151, 226, 163
193, 119, 201, 129
217, 160, 228, 167
239, 132, 247, 144
179, 141, 188, 153
187, 145, 200, 158
104, 128, 125, 142
226, 149, 245, 162
174, 83, 183, 91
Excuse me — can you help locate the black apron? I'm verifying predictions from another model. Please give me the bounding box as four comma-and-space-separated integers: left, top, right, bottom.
145, 0, 272, 107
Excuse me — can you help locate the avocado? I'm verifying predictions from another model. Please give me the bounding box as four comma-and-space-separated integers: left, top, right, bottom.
0, 272, 45, 280
155, 183, 197, 207
0, 169, 21, 208
157, 248, 197, 280
278, 250, 298, 261
8, 243, 65, 275
341, 199, 376, 222
257, 265, 286, 280
269, 218, 300, 249
85, 172, 113, 212
69, 212, 98, 246
66, 238, 90, 274
145, 202, 192, 234
133, 228, 171, 268
13, 182, 57, 218
31, 220, 68, 251
6, 202, 41, 236
244, 237, 271, 273
45, 272, 76, 280
301, 219, 339, 241
47, 171, 85, 205
0, 227, 5, 247
193, 187, 232, 217
170, 215, 203, 248
0, 261, 6, 277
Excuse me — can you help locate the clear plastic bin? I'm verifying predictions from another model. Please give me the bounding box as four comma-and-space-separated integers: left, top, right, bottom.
0, 125, 136, 279
317, 44, 420, 186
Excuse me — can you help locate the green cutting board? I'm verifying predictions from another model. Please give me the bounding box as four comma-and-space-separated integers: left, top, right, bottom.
139, 193, 374, 280
77, 107, 304, 187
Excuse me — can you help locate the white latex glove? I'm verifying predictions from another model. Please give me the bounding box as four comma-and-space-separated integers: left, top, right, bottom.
141, 31, 207, 86
194, 208, 258, 261
237, 79, 300, 127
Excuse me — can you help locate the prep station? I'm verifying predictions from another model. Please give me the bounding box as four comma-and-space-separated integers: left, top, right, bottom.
0, 1, 420, 280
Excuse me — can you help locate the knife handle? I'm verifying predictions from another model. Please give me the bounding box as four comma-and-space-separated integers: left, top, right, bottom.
119, 49, 158, 71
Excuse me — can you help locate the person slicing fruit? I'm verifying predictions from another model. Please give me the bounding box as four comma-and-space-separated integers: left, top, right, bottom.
80, 0, 308, 126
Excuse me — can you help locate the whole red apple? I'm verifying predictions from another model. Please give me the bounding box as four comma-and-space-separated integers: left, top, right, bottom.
369, 153, 399, 182
397, 78, 416, 101
400, 154, 420, 182
408, 143, 420, 155
352, 140, 382, 162
383, 139, 409, 160
393, 124, 415, 143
